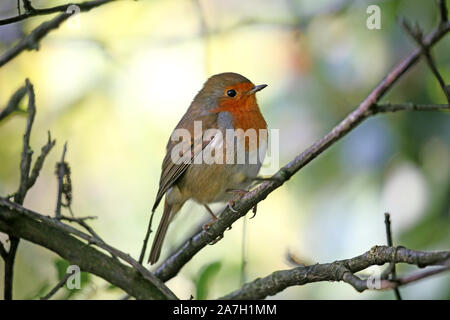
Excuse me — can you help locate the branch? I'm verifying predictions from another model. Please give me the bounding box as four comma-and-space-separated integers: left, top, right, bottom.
58, 215, 106, 246
401, 18, 450, 103
40, 273, 71, 300
370, 103, 449, 114
14, 79, 36, 205
55, 142, 68, 218
27, 131, 56, 190
384, 213, 401, 300
153, 21, 450, 283
3, 239, 19, 300
438, 0, 448, 23
219, 246, 450, 299
0, 0, 119, 67
0, 0, 118, 26
0, 197, 177, 300
380, 266, 450, 290
0, 85, 27, 122
1, 78, 175, 300
3, 79, 36, 300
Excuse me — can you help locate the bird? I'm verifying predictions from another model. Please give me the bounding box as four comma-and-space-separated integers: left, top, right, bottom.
147, 72, 268, 264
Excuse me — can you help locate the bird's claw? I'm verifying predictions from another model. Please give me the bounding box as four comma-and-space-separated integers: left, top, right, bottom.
227, 202, 238, 213
250, 204, 257, 219
202, 223, 224, 245
208, 233, 223, 245
226, 189, 249, 213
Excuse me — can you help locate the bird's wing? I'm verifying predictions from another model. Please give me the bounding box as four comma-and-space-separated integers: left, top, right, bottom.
151, 111, 217, 211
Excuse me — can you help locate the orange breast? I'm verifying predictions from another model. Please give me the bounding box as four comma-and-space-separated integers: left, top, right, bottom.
211, 85, 267, 152
212, 82, 267, 131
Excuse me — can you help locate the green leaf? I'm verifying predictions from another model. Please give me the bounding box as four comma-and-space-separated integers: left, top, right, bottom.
195, 261, 221, 300
54, 259, 70, 279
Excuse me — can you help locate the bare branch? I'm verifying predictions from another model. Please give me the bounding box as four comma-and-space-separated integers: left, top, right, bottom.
380, 266, 450, 289
384, 213, 401, 300
0, 85, 27, 122
0, 197, 178, 300
14, 79, 36, 205
55, 142, 69, 218
17, 0, 21, 16
40, 273, 71, 300
0, 0, 118, 26
438, 0, 448, 23
219, 246, 450, 299
4, 78, 36, 300
138, 210, 156, 264
3, 238, 19, 300
371, 103, 449, 114
402, 19, 450, 103
27, 131, 56, 190
0, 241, 7, 259
57, 215, 115, 261
0, 13, 70, 68
0, 1, 119, 67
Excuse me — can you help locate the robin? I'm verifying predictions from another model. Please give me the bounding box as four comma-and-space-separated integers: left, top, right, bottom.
147, 72, 268, 264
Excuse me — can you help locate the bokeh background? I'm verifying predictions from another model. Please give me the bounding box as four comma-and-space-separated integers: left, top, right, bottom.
0, 0, 449, 299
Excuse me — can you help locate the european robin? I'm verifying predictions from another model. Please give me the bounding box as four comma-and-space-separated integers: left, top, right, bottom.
148, 72, 268, 264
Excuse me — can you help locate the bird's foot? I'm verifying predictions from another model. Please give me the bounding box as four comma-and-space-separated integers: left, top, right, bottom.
202, 218, 217, 232
226, 189, 249, 213
208, 233, 223, 245
202, 204, 218, 230
202, 218, 223, 245
250, 203, 257, 219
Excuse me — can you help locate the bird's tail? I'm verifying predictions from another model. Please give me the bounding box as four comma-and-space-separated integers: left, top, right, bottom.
148, 201, 173, 264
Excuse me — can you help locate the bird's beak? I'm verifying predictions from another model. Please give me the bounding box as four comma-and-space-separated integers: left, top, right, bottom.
248, 84, 267, 94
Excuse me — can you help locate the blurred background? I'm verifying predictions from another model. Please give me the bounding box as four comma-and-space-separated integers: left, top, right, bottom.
0, 0, 449, 299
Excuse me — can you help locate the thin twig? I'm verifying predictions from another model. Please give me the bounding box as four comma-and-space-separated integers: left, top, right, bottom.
0, 1, 119, 67
0, 0, 118, 26
3, 238, 19, 300
379, 266, 450, 289
53, 146, 115, 258
0, 197, 178, 300
219, 246, 450, 299
0, 241, 7, 259
138, 210, 156, 264
58, 215, 104, 244
438, 0, 448, 23
401, 19, 450, 103
0, 85, 27, 122
14, 79, 36, 205
384, 213, 402, 300
154, 21, 450, 283
55, 142, 68, 218
372, 103, 450, 114
40, 273, 71, 300
22, 0, 33, 13
4, 79, 36, 300
27, 131, 56, 190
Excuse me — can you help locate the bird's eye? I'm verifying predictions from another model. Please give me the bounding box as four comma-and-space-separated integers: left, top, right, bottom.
226, 89, 237, 97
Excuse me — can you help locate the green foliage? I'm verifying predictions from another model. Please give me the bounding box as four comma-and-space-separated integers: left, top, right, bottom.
54, 258, 91, 299
194, 261, 222, 300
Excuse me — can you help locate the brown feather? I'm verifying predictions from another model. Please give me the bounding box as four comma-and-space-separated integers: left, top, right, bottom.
148, 201, 172, 264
